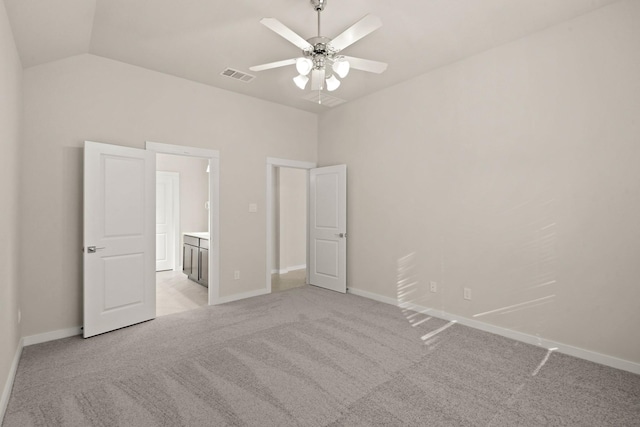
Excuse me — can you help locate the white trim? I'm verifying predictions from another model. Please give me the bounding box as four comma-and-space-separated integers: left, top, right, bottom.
347, 287, 640, 376
267, 157, 315, 169
146, 142, 220, 307
146, 141, 220, 159
23, 326, 82, 346
274, 264, 307, 274
212, 288, 270, 305
348, 287, 398, 305
266, 158, 316, 295
0, 338, 23, 425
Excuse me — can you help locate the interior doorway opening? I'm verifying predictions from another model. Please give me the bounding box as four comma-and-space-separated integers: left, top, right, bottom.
266, 157, 317, 294
155, 153, 210, 316
146, 141, 220, 315
271, 166, 308, 293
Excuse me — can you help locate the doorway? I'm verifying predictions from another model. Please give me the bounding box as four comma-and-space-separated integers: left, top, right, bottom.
266, 157, 317, 294
155, 154, 209, 316
271, 167, 308, 293
147, 141, 221, 309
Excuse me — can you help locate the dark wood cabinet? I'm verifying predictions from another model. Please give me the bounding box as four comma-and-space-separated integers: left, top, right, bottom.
183, 234, 209, 287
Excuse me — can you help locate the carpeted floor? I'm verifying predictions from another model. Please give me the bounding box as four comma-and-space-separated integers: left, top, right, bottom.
3, 285, 640, 426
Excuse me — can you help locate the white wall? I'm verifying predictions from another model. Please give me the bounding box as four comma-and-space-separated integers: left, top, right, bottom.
20, 54, 317, 336
277, 168, 307, 272
156, 153, 209, 265
318, 0, 640, 364
0, 0, 22, 413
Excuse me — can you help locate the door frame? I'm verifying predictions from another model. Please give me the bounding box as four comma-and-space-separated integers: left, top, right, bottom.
147, 141, 220, 305
156, 171, 180, 271
266, 157, 317, 293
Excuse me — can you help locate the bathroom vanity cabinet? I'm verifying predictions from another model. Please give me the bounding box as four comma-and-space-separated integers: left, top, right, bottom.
183, 232, 209, 287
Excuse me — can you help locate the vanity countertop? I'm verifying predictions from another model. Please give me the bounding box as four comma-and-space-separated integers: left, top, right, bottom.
183, 231, 209, 240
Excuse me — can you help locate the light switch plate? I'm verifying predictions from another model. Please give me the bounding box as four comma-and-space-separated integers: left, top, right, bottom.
249, 203, 257, 213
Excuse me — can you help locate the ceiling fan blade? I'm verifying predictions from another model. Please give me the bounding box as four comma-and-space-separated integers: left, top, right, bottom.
249, 58, 297, 72
310, 68, 325, 91
260, 18, 313, 51
329, 14, 382, 52
342, 56, 388, 74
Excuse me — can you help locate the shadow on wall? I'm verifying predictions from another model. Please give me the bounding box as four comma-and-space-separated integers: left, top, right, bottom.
64, 146, 84, 315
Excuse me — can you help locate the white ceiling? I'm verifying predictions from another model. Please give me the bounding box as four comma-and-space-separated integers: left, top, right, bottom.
4, 0, 620, 114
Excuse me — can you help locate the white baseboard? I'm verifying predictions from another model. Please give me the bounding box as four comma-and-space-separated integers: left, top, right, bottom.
212, 288, 270, 305
348, 287, 398, 305
347, 287, 640, 375
272, 265, 306, 275
22, 326, 82, 346
1, 338, 23, 425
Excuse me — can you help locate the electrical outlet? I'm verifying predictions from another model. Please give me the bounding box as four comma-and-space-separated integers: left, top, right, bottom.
234, 270, 240, 280
430, 281, 437, 293
463, 287, 472, 300
249, 203, 257, 213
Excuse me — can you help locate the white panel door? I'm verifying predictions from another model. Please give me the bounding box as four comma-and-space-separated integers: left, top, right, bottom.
156, 172, 177, 272
309, 165, 347, 293
84, 141, 156, 338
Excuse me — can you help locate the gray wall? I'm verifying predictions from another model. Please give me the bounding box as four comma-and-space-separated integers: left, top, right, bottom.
277, 168, 307, 272
318, 0, 640, 364
19, 54, 317, 337
0, 0, 22, 410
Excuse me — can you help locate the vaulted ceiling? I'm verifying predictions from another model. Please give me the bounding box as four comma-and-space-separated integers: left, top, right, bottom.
4, 0, 619, 113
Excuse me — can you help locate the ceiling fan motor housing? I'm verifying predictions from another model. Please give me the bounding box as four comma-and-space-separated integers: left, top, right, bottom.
304, 36, 337, 70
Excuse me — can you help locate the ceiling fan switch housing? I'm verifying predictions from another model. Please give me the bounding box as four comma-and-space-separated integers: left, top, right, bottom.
311, 0, 327, 12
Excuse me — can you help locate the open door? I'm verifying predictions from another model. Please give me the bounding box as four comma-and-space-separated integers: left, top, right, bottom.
309, 165, 347, 293
83, 141, 156, 338
156, 171, 178, 272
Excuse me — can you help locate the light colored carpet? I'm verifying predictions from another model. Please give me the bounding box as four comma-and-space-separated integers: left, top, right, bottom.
3, 286, 640, 426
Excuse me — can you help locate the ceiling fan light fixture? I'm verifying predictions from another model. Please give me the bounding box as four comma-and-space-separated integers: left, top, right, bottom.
250, 2, 387, 96
325, 74, 340, 92
295, 57, 313, 76
293, 74, 309, 90
333, 58, 350, 78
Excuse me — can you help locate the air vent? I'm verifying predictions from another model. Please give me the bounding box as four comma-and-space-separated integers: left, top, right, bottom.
220, 68, 256, 83
302, 92, 347, 108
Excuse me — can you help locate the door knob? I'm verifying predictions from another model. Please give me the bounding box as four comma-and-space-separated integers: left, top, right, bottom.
336, 233, 347, 238
87, 246, 106, 253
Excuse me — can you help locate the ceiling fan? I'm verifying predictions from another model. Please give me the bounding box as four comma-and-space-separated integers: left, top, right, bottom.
249, 0, 387, 93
